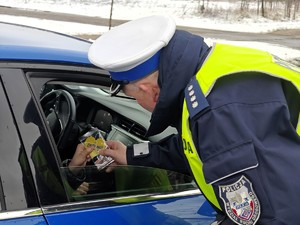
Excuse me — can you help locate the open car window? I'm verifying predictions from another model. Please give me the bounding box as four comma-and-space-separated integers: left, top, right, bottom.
27, 70, 190, 207
60, 165, 196, 203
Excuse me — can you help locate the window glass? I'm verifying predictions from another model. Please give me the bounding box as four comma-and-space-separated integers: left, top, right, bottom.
0, 81, 38, 211
37, 78, 195, 205
60, 165, 196, 202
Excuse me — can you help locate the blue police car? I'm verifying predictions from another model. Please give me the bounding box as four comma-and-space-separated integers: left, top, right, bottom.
0, 22, 215, 225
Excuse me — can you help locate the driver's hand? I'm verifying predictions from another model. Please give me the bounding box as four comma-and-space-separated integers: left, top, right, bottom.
73, 182, 89, 195
69, 144, 93, 167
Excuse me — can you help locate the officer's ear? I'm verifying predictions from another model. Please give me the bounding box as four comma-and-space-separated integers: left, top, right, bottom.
138, 83, 148, 92
138, 71, 159, 94
139, 82, 160, 103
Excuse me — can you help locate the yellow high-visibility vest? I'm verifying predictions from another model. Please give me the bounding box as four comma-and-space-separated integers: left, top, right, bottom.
181, 43, 300, 211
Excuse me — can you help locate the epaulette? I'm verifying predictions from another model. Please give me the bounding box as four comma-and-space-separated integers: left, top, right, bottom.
184, 77, 209, 118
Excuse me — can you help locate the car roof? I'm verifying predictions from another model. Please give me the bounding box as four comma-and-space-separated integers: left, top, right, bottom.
0, 22, 93, 65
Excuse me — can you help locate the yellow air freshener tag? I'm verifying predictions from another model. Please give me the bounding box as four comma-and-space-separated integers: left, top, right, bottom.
79, 126, 114, 170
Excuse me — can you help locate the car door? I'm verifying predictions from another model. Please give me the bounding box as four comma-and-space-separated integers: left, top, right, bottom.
1, 66, 216, 225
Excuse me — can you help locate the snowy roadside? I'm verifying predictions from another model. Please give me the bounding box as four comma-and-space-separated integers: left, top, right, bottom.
0, 0, 299, 64
1, 0, 300, 34
1, 13, 299, 65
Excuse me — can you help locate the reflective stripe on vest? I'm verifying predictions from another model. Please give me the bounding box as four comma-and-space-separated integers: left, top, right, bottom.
182, 100, 222, 210
197, 43, 300, 134
182, 43, 300, 211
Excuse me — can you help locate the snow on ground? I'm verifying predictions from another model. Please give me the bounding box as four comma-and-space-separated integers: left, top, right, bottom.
0, 0, 299, 62
1, 0, 300, 33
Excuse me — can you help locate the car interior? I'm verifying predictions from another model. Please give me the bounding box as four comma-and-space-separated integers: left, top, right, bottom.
26, 69, 196, 204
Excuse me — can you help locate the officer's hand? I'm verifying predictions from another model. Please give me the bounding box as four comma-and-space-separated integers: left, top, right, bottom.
99, 140, 127, 172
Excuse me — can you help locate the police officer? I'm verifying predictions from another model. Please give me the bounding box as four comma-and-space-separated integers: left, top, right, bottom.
88, 15, 300, 224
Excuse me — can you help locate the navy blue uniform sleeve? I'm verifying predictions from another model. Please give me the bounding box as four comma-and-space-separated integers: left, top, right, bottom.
127, 134, 190, 174
191, 73, 300, 224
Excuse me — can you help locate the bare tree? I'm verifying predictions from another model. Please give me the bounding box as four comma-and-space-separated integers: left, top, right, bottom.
256, 0, 266, 17
109, 0, 114, 30
261, 0, 265, 17
240, 0, 249, 11
197, 0, 205, 13
285, 0, 292, 18
292, 0, 299, 20
197, 0, 209, 13
284, 0, 299, 19
267, 0, 273, 10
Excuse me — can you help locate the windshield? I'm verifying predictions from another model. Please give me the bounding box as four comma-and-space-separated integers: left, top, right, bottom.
65, 84, 130, 98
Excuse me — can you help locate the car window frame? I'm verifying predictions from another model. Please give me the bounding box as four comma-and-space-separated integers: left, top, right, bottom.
1, 64, 201, 215
26, 65, 201, 197
0, 67, 69, 206
0, 68, 45, 222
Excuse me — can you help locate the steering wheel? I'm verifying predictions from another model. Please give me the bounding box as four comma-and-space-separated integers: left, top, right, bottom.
40, 89, 76, 153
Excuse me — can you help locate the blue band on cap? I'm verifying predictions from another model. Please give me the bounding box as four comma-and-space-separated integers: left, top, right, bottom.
109, 51, 160, 82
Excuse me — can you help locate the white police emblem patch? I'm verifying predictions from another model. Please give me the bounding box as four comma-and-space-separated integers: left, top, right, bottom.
219, 176, 260, 225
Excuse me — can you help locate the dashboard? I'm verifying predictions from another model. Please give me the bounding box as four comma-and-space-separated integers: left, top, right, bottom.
40, 82, 176, 161
73, 94, 148, 145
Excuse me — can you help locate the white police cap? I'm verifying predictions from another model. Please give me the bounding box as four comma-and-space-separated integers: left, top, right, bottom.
88, 15, 176, 85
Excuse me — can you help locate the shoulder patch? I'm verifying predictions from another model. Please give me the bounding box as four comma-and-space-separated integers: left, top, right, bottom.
219, 176, 261, 225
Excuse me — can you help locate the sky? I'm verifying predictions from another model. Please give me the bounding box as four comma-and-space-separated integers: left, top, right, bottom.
0, 0, 299, 63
